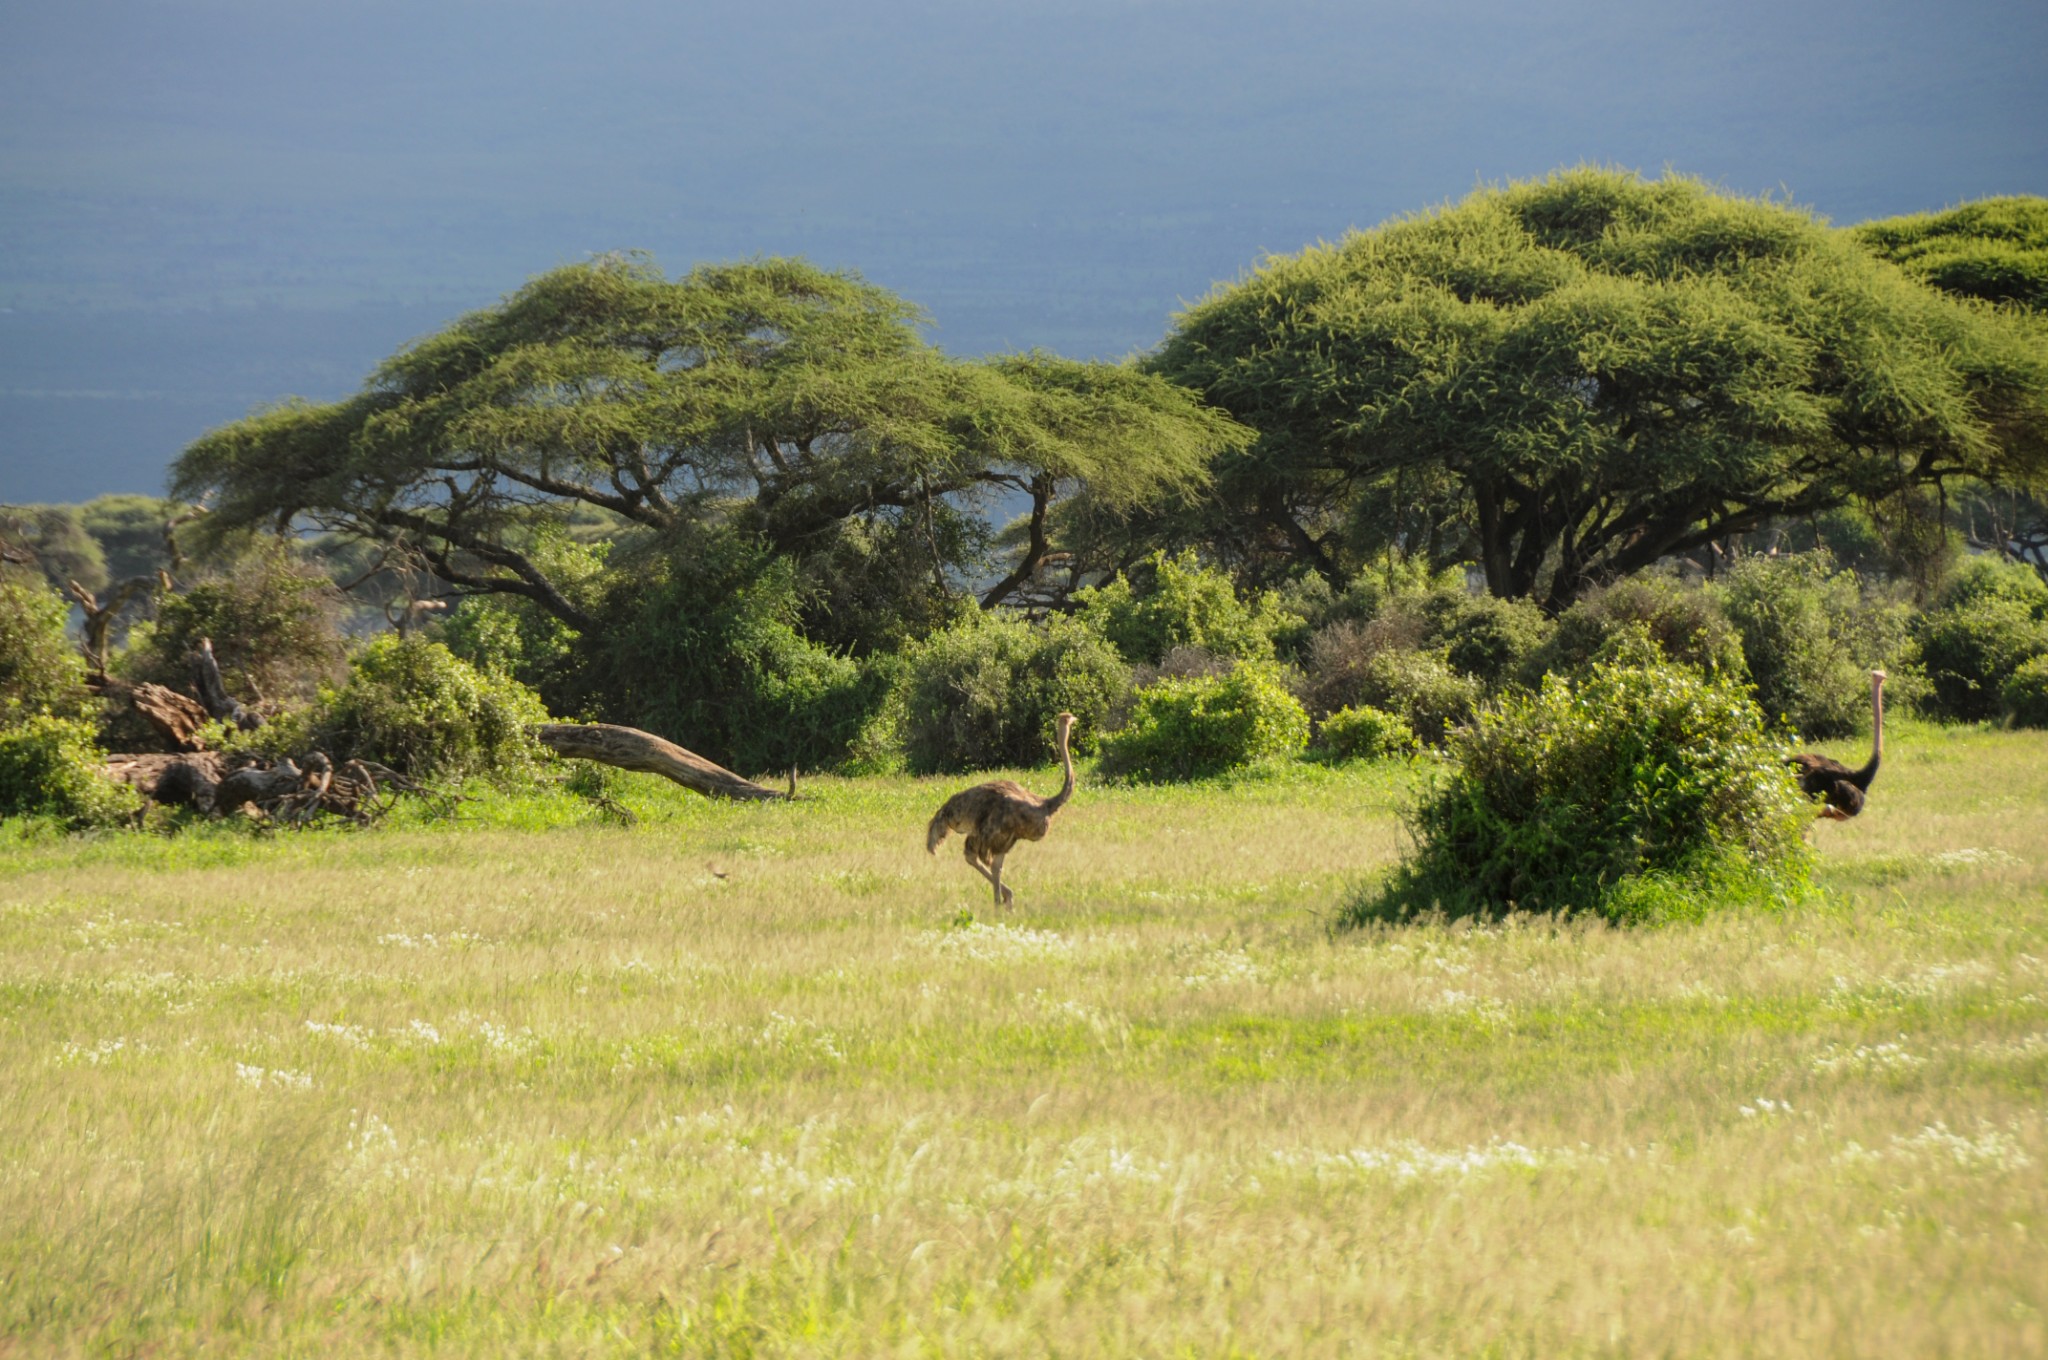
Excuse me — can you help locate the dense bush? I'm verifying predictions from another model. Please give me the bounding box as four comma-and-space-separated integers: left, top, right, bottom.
2004, 655, 2048, 728
1349, 660, 1813, 925
1076, 549, 1291, 666
1916, 596, 2048, 721
1315, 704, 1418, 761
1529, 573, 1745, 683
0, 715, 140, 827
437, 593, 579, 692
898, 612, 1128, 773
1352, 649, 1482, 746
301, 636, 552, 782
571, 541, 893, 775
1440, 594, 1553, 688
1935, 553, 2048, 614
1714, 553, 1872, 737
119, 544, 345, 706
1098, 665, 1309, 782
0, 575, 87, 722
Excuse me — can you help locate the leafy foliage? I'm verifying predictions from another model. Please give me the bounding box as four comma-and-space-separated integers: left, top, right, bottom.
1915, 595, 2048, 722
564, 536, 894, 776
1853, 196, 2048, 311
171, 256, 1244, 651
0, 715, 140, 827
0, 575, 87, 723
1529, 573, 1745, 683
897, 612, 1128, 774
1098, 665, 1309, 782
1714, 553, 1883, 737
1313, 644, 1478, 747
305, 636, 551, 782
2003, 654, 2048, 728
1152, 168, 2048, 607
1315, 704, 1418, 762
119, 544, 345, 706
1351, 660, 1813, 924
1440, 593, 1553, 688
1074, 549, 1291, 666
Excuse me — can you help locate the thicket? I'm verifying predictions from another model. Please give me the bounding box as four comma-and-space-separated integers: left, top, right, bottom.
118, 544, 345, 706
897, 612, 1128, 774
1076, 550, 1292, 666
1528, 574, 1747, 684
1712, 553, 1919, 737
561, 538, 895, 776
1914, 557, 2048, 721
0, 574, 88, 723
1348, 660, 1814, 926
0, 715, 140, 827
1314, 704, 1418, 762
277, 636, 551, 784
1098, 665, 1308, 782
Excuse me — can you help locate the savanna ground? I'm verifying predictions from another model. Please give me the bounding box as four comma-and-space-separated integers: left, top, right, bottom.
2, 722, 2045, 1358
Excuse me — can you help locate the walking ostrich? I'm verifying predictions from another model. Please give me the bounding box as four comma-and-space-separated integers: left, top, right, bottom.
1790, 670, 1886, 820
926, 712, 1077, 907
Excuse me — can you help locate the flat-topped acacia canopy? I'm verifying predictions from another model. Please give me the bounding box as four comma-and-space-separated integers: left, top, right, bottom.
173, 255, 1249, 634
1150, 169, 2048, 610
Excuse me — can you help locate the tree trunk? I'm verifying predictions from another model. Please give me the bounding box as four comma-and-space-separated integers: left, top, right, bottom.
192, 637, 262, 730
532, 723, 794, 802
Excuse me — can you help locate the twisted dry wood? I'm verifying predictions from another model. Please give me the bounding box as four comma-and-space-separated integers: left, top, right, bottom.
531, 723, 793, 802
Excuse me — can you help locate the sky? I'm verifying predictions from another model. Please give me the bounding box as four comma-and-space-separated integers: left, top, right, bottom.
2, 0, 2044, 502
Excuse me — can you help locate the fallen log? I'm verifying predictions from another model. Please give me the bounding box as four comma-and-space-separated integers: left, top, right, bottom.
88, 676, 211, 751
104, 751, 228, 798
531, 723, 794, 802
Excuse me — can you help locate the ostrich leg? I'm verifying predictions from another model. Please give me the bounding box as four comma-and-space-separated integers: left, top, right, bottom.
991, 853, 1013, 907
962, 845, 1002, 899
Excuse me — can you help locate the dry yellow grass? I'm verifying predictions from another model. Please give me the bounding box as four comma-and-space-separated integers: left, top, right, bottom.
0, 723, 2043, 1356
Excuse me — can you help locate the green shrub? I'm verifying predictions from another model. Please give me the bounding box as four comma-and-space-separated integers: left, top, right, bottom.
119, 543, 345, 705
899, 612, 1129, 774
2001, 654, 2048, 728
1316, 705, 1418, 761
1441, 594, 1553, 688
308, 636, 551, 782
1935, 553, 2048, 613
0, 715, 140, 827
0, 575, 87, 722
572, 542, 892, 775
1076, 549, 1291, 665
1916, 596, 2048, 721
1348, 659, 1813, 925
1352, 649, 1482, 746
1714, 553, 1869, 737
437, 593, 578, 689
1529, 573, 1745, 684
1098, 664, 1309, 782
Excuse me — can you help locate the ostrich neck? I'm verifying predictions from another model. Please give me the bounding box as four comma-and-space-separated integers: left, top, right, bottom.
1043, 727, 1075, 813
1853, 680, 1883, 788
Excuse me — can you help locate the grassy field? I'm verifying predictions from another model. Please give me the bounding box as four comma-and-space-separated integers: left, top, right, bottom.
2, 720, 2045, 1357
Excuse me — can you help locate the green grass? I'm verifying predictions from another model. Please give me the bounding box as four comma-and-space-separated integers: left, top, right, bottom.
0, 724, 2044, 1356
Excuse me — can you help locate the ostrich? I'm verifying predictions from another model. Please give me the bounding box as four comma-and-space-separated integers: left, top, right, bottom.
1790, 669, 1886, 820
926, 712, 1077, 907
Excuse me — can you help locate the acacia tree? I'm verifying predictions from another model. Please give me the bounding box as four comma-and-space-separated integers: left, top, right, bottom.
1855, 196, 2048, 583
173, 256, 1245, 650
1854, 195, 2048, 311
1151, 169, 2048, 611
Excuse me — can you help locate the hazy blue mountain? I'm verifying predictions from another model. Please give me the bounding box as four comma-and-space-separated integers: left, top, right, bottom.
2, 0, 2043, 502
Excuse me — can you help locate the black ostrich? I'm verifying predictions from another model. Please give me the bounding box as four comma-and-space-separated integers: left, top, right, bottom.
1790, 669, 1885, 820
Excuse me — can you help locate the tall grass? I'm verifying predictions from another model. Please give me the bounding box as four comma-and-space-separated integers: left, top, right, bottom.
0, 723, 2043, 1356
